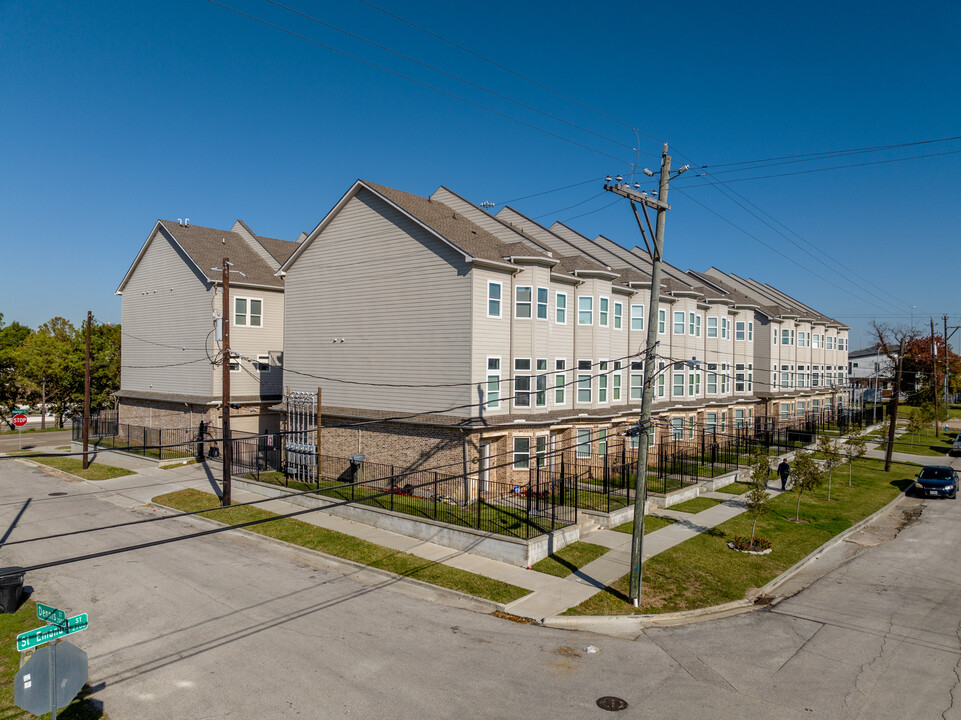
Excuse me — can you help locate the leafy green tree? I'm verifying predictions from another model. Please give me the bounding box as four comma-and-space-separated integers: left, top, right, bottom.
791, 449, 824, 522
21, 318, 77, 428
842, 431, 867, 486
744, 446, 774, 550
0, 314, 32, 429
817, 434, 841, 501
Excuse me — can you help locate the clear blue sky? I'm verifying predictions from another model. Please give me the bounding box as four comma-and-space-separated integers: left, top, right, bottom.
2, 0, 959, 349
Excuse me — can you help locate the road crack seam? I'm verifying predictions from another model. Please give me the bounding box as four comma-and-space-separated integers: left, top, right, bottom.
942, 619, 961, 720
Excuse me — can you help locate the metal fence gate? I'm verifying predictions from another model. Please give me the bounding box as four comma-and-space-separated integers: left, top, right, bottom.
284, 391, 318, 484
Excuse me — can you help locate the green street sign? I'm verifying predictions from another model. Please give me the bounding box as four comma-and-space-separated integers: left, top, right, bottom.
36, 603, 66, 626
16, 614, 88, 652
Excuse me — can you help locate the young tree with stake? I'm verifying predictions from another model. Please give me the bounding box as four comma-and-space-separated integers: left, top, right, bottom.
791, 449, 824, 522
842, 430, 867, 486
817, 434, 841, 501
744, 445, 774, 550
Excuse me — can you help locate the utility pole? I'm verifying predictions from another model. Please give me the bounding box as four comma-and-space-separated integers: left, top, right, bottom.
82, 311, 91, 470
945, 315, 960, 410
884, 338, 906, 473
604, 144, 688, 607
221, 257, 233, 507
931, 317, 940, 437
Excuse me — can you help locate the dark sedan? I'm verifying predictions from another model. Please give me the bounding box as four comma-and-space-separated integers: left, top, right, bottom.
914, 466, 959, 499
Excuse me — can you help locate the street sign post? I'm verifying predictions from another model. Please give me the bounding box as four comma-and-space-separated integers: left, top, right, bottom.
14, 641, 88, 719
12, 413, 27, 450
17, 613, 88, 652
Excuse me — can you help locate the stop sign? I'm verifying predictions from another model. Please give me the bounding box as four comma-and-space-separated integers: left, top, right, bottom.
12, 414, 28, 428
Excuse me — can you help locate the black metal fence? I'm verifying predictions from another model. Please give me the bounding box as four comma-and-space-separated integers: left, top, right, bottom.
73, 414, 209, 461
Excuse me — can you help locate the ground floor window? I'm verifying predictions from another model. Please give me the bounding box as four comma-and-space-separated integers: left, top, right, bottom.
513, 437, 530, 469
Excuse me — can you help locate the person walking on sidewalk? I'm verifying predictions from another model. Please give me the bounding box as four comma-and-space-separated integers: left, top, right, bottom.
777, 459, 791, 491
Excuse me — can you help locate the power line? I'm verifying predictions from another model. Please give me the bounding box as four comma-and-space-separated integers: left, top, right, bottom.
701, 134, 961, 170
674, 148, 961, 187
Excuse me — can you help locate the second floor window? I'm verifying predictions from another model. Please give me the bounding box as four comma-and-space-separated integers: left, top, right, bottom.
536, 288, 549, 320
487, 282, 501, 317
599, 298, 609, 327
515, 287, 532, 318
707, 317, 718, 338
578, 296, 593, 325
631, 304, 644, 331
555, 292, 567, 324
613, 302, 623, 330
235, 297, 262, 327
673, 311, 685, 334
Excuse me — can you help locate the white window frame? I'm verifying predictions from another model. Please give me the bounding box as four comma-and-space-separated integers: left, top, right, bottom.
255, 354, 270, 372
748, 322, 753, 341
578, 296, 593, 325
673, 311, 685, 335
673, 372, 685, 397
631, 304, 644, 331
515, 286, 532, 319
487, 281, 502, 318
514, 358, 531, 407
658, 309, 666, 334
707, 317, 718, 338
598, 361, 609, 404
735, 321, 745, 341
234, 297, 263, 328
486, 357, 501, 409
554, 359, 566, 404
613, 302, 623, 330
536, 287, 549, 320
599, 297, 610, 327
535, 358, 548, 407
555, 292, 567, 324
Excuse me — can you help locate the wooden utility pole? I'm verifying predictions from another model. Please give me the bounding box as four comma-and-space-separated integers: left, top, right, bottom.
931, 317, 940, 437
221, 257, 232, 507
884, 338, 906, 472
604, 144, 688, 607
82, 311, 91, 470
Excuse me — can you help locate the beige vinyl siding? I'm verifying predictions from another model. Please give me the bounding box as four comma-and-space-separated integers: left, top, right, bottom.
283, 189, 472, 415
212, 287, 285, 399
120, 227, 214, 397
470, 267, 513, 418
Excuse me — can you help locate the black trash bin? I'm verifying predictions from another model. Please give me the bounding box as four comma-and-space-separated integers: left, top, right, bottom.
0, 567, 25, 614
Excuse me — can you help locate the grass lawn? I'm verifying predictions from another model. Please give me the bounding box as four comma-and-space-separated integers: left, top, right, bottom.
531, 542, 609, 578
0, 599, 107, 719
874, 428, 952, 457
243, 474, 562, 539
564, 456, 919, 616
153, 489, 530, 604
716, 481, 752, 495
670, 497, 724, 514
612, 514, 676, 535
1, 426, 69, 435
89, 435, 193, 461
10, 453, 134, 481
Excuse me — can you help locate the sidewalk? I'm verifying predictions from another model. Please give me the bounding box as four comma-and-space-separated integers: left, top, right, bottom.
7, 430, 937, 623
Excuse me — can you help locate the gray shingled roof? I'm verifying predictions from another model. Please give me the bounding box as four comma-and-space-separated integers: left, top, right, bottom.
159, 220, 286, 288
364, 181, 544, 265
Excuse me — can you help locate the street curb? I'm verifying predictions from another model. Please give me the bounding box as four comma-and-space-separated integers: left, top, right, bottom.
147, 500, 517, 615
540, 487, 911, 636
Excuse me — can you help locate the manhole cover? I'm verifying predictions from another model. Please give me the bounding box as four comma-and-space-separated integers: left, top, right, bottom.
596, 696, 629, 712
48, 492, 67, 497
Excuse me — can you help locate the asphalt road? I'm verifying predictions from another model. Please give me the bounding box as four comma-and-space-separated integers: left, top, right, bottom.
0, 429, 71, 453
0, 457, 958, 719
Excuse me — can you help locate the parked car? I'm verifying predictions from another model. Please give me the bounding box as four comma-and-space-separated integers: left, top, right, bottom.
913, 466, 959, 499
951, 433, 961, 457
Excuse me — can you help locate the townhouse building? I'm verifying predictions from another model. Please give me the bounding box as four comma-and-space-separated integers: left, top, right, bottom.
116, 219, 298, 433
277, 179, 849, 485
115, 179, 848, 484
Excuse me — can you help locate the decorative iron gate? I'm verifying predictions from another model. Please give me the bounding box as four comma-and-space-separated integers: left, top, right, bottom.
284, 391, 318, 483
